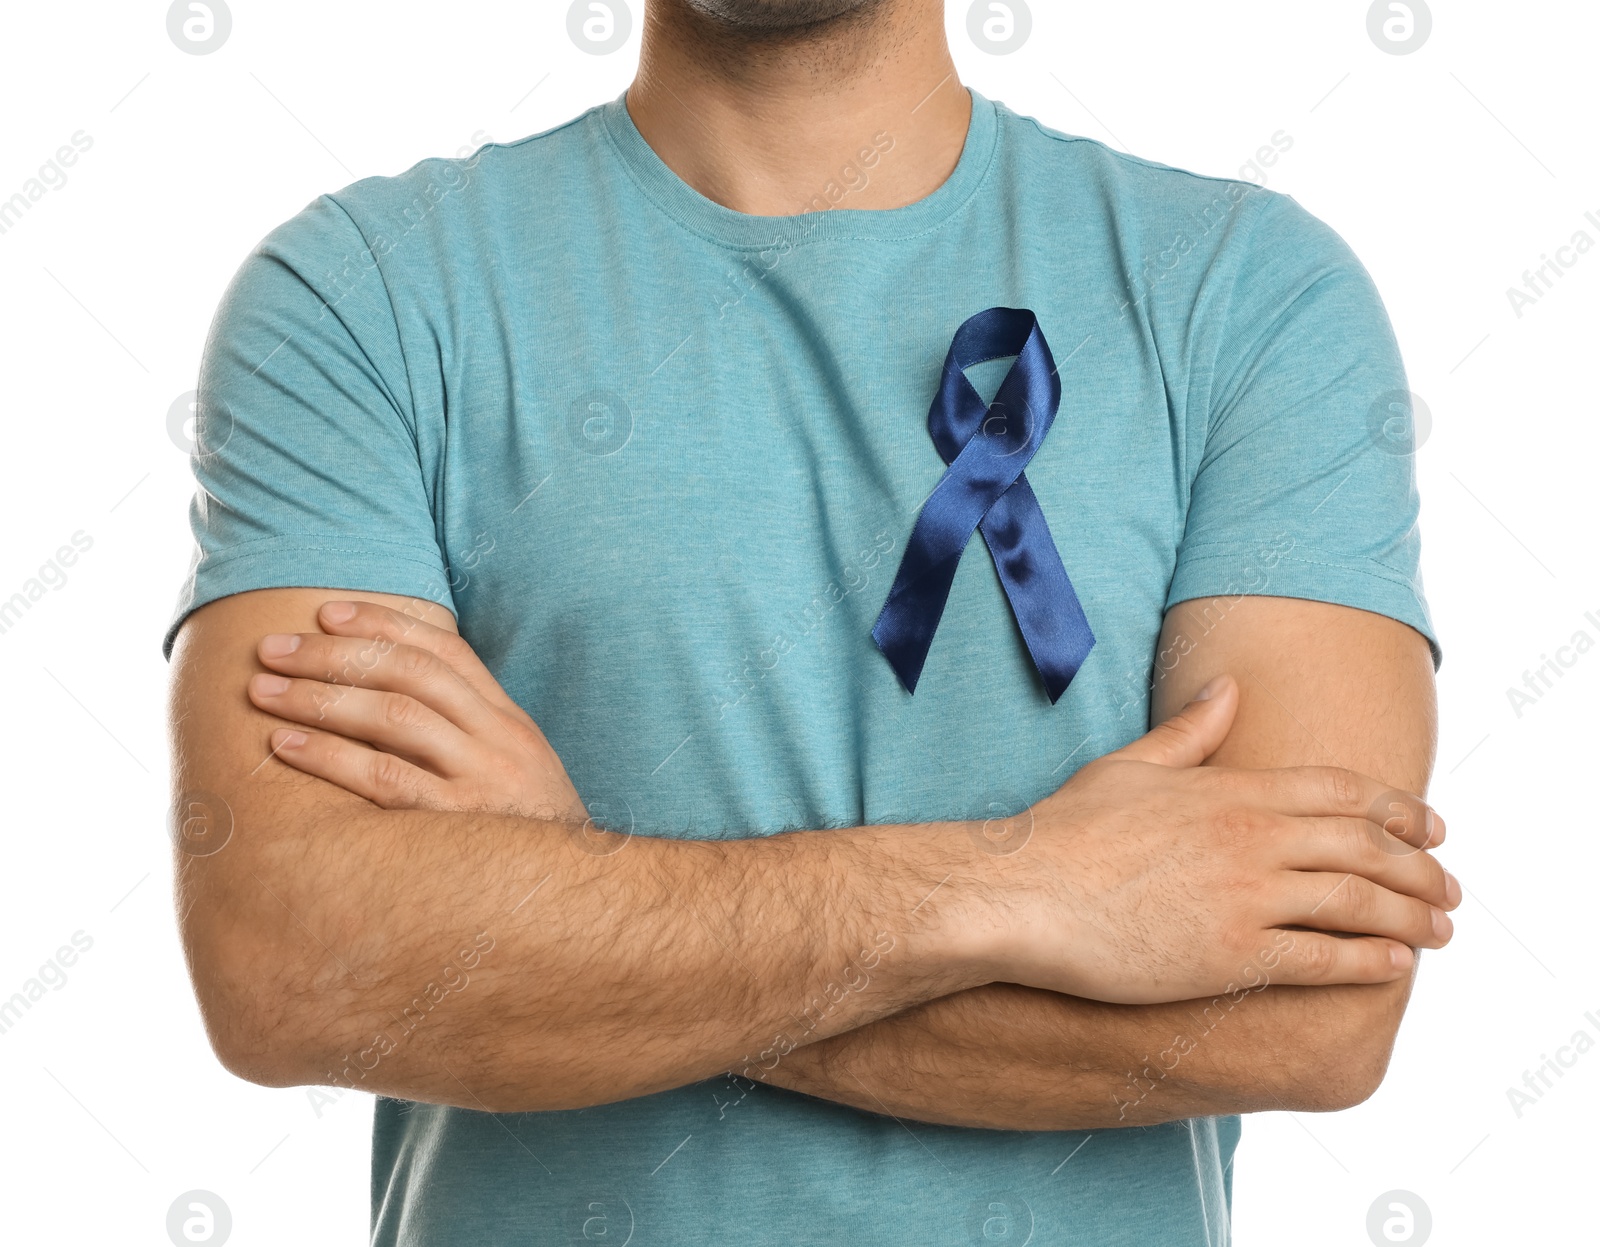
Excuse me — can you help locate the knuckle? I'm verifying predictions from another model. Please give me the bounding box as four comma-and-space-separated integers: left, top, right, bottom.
1217, 911, 1262, 956
356, 602, 399, 634
1214, 805, 1263, 844
1342, 880, 1378, 928
1296, 937, 1335, 981
394, 645, 434, 682
380, 693, 423, 731
307, 682, 347, 721
1341, 818, 1384, 867
1324, 767, 1359, 810
369, 752, 411, 798
291, 633, 334, 669
1155, 719, 1199, 748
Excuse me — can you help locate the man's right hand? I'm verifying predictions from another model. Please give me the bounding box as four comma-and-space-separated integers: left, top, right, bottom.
966, 673, 1458, 1005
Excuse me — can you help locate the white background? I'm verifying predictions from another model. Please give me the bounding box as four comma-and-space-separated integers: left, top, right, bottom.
0, 1, 1594, 1243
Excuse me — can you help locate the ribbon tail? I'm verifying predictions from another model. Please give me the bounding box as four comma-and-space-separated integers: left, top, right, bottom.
979, 472, 1095, 703
871, 549, 965, 695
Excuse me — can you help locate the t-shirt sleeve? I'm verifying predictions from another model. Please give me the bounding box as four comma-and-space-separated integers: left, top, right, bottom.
1165, 190, 1440, 668
163, 193, 454, 658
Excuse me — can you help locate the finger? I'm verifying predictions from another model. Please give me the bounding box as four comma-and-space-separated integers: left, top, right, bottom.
1112, 674, 1238, 767
256, 630, 501, 739
251, 673, 473, 774
316, 600, 521, 717
1266, 929, 1414, 987
1289, 816, 1459, 909
1289, 873, 1452, 949
1260, 766, 1445, 847
1366, 787, 1446, 850
269, 728, 446, 810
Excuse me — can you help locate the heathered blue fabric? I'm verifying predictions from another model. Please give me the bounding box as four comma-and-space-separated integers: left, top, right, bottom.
169, 90, 1436, 1247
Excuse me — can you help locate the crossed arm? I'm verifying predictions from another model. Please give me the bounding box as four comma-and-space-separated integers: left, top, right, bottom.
169, 587, 1444, 1124
760, 596, 1438, 1127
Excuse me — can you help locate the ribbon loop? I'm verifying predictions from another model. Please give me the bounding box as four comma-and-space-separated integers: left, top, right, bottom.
872, 307, 1095, 703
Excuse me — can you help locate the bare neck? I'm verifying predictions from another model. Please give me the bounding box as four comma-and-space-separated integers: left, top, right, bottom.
628, 0, 969, 216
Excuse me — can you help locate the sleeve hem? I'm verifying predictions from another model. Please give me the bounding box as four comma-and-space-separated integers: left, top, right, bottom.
163, 535, 456, 660
1164, 549, 1441, 671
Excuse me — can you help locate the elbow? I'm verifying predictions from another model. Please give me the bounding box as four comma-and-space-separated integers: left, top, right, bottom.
1287, 1040, 1395, 1112
210, 1028, 305, 1091
174, 825, 364, 1090
179, 900, 326, 1090
192, 956, 319, 1090
1259, 984, 1409, 1113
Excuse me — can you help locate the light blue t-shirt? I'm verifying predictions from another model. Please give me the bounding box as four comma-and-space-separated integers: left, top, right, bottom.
169, 90, 1437, 1247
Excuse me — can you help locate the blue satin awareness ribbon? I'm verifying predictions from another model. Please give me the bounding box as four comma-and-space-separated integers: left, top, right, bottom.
871, 307, 1095, 703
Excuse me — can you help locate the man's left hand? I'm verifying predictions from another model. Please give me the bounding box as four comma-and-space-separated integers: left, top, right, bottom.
245, 599, 580, 820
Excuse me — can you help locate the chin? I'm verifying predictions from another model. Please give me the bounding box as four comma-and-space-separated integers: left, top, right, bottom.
678, 0, 890, 34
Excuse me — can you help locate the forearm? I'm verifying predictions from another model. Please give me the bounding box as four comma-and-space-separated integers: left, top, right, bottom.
171, 596, 986, 1113
765, 974, 1413, 1130
180, 796, 981, 1111
765, 596, 1439, 1131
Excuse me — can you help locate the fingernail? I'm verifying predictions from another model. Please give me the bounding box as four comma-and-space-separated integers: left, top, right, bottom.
1443, 870, 1462, 907
321, 601, 357, 623
1192, 675, 1228, 703
1431, 907, 1451, 940
272, 729, 307, 750
252, 674, 291, 696
259, 633, 300, 659
1390, 944, 1412, 970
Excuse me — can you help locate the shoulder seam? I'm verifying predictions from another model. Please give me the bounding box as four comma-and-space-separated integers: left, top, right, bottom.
357, 106, 603, 187
481, 104, 602, 153
1015, 113, 1286, 196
